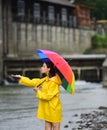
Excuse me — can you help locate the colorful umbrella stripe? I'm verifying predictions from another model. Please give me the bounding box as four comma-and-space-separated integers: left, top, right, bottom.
37, 49, 75, 94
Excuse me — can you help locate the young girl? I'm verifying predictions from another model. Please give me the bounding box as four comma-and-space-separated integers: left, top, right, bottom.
11, 61, 62, 130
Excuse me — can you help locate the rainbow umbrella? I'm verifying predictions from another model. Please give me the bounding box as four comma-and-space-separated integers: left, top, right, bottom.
37, 49, 75, 94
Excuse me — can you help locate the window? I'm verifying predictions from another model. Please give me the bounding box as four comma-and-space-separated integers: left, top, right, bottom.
17, 0, 25, 17
48, 6, 54, 21
61, 8, 67, 22
33, 3, 40, 19
72, 16, 77, 27
69, 15, 73, 27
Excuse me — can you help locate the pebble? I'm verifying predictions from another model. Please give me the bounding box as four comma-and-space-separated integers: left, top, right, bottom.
64, 107, 107, 130
76, 109, 107, 129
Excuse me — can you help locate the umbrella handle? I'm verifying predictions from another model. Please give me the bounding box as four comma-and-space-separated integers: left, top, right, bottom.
36, 80, 46, 87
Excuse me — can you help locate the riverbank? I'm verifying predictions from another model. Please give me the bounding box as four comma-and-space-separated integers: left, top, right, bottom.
60, 81, 107, 130
0, 81, 107, 130
63, 107, 107, 130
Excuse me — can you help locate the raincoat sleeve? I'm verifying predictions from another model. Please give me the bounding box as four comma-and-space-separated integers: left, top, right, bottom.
36, 82, 60, 101
19, 76, 46, 88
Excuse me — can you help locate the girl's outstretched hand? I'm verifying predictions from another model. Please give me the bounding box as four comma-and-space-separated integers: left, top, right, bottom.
11, 74, 22, 79
33, 87, 39, 92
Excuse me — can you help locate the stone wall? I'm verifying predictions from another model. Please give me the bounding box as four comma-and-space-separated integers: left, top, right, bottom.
7, 23, 95, 57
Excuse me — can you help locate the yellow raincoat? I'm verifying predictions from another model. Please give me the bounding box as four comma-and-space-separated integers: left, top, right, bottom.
19, 74, 62, 122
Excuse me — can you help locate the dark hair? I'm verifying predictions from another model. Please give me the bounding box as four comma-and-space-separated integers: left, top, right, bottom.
45, 62, 56, 78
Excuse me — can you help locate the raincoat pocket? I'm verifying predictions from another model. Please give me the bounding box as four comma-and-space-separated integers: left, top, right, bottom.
49, 97, 59, 110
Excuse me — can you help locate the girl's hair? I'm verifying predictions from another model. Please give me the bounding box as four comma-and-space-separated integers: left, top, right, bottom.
45, 61, 56, 78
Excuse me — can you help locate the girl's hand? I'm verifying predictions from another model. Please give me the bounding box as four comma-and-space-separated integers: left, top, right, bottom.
33, 87, 39, 92
11, 74, 22, 79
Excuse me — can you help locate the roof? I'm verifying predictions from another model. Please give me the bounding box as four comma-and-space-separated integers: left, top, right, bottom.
40, 0, 75, 7
74, 0, 93, 8
97, 20, 107, 24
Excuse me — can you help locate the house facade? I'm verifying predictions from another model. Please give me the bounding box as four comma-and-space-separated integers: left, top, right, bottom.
2, 0, 94, 56
0, 0, 95, 84
2, 0, 76, 56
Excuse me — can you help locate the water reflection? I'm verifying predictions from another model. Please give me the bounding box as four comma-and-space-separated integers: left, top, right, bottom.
0, 81, 107, 130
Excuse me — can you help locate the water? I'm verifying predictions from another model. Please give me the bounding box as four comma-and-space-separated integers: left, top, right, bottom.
0, 81, 107, 130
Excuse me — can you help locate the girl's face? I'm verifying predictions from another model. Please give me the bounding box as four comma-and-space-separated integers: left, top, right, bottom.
41, 63, 50, 75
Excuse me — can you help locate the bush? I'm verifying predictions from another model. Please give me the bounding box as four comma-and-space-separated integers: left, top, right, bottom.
91, 34, 101, 48
91, 33, 107, 48
102, 33, 107, 47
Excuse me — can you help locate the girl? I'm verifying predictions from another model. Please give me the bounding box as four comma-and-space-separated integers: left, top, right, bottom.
11, 61, 62, 130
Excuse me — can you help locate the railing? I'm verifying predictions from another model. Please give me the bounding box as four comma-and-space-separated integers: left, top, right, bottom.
3, 54, 106, 84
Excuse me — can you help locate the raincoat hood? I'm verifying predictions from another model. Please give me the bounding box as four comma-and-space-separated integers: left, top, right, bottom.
47, 74, 62, 85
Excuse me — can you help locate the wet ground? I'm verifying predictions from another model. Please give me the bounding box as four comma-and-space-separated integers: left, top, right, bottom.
0, 81, 107, 130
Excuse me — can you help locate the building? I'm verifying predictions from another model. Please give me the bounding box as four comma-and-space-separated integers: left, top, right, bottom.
0, 0, 94, 84
2, 0, 77, 58
74, 2, 91, 27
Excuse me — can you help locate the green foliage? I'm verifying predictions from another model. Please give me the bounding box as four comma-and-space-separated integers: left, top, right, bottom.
83, 48, 91, 54
103, 33, 107, 47
84, 33, 107, 54
91, 34, 102, 48
91, 33, 107, 48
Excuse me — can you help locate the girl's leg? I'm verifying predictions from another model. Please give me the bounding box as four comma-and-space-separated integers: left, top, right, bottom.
45, 121, 52, 130
52, 123, 60, 130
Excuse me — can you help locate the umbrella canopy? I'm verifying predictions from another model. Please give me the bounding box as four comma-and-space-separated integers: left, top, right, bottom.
37, 49, 75, 94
